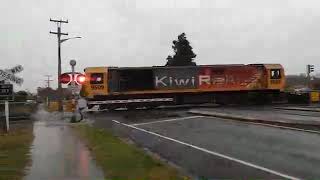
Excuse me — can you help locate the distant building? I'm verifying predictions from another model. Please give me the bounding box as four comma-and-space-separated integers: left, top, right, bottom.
37, 87, 72, 102
286, 75, 320, 90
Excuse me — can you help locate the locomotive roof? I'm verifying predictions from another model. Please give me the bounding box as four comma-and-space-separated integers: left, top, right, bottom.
84, 64, 283, 71
103, 64, 282, 70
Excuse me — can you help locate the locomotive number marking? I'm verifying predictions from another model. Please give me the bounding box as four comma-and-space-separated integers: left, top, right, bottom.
91, 85, 105, 90
271, 79, 281, 84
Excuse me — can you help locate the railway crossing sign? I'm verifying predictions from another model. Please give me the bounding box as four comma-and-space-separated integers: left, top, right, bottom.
0, 65, 24, 85
0, 65, 23, 132
0, 83, 13, 132
0, 84, 13, 101
0, 84, 13, 96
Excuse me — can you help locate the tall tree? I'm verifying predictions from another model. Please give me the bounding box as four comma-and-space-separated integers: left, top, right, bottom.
166, 33, 197, 66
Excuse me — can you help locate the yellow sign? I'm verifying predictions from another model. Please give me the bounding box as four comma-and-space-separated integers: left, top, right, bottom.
63, 100, 75, 112
48, 101, 59, 112
310, 92, 320, 102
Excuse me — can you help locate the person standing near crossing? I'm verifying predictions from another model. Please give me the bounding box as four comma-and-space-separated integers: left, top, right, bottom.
77, 96, 87, 121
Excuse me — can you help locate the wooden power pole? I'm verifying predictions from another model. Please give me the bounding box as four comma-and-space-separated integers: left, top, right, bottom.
50, 18, 68, 111
44, 75, 53, 88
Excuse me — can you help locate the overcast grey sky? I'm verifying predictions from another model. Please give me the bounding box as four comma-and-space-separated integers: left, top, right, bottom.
1, 0, 320, 92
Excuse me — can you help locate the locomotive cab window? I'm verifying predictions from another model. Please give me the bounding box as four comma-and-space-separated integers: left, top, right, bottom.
90, 73, 104, 84
270, 69, 281, 79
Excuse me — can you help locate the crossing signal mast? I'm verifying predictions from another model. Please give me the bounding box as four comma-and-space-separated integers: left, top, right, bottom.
307, 64, 315, 88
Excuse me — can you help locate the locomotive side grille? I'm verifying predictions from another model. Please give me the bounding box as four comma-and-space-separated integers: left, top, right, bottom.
271, 79, 281, 84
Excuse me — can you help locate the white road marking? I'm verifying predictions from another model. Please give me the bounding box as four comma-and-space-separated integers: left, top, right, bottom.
203, 116, 320, 135
240, 121, 320, 134
130, 116, 203, 126
113, 120, 301, 180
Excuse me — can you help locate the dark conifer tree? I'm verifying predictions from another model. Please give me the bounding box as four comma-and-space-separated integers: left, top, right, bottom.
166, 33, 196, 66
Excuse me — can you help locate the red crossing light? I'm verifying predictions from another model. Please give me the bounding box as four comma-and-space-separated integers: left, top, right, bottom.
60, 72, 85, 85
60, 73, 71, 84
76, 74, 86, 84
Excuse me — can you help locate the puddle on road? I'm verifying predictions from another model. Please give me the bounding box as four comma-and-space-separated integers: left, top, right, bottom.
24, 107, 104, 180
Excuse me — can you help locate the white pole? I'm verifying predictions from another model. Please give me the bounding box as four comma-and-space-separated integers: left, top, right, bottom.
71, 65, 75, 95
69, 59, 77, 122
5, 101, 9, 132
71, 64, 76, 121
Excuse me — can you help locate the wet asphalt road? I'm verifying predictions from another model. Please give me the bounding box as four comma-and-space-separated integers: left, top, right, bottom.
195, 107, 320, 125
88, 106, 320, 179
24, 107, 104, 180
136, 116, 320, 179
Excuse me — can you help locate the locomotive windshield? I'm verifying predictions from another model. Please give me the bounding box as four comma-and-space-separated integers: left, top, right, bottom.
270, 69, 281, 79
90, 73, 104, 84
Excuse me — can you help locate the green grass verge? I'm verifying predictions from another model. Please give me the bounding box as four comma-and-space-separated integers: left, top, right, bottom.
73, 125, 186, 180
0, 126, 34, 180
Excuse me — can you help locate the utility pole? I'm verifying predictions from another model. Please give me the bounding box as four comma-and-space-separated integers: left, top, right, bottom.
44, 75, 53, 107
50, 18, 68, 111
45, 75, 52, 88
44, 75, 53, 88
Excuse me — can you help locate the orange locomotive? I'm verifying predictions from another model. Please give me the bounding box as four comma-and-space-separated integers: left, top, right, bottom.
82, 64, 285, 110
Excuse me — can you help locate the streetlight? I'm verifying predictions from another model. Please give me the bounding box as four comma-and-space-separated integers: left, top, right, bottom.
60, 36, 82, 43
